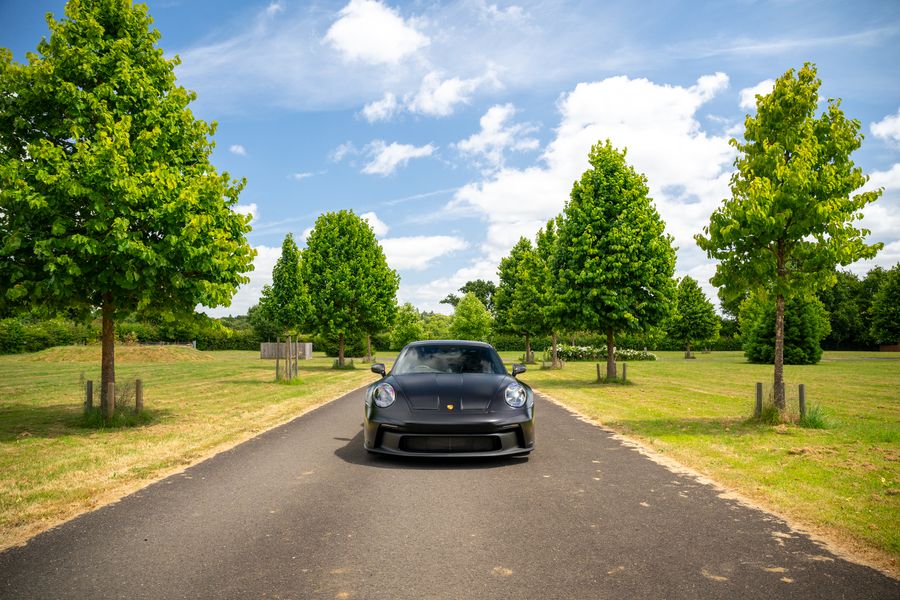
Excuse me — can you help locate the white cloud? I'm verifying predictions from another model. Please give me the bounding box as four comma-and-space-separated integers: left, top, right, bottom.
361, 92, 399, 122
362, 140, 436, 176
738, 79, 775, 110
265, 1, 284, 17
871, 108, 900, 144
858, 163, 900, 241
361, 211, 389, 237
324, 0, 429, 65
457, 103, 539, 171
202, 244, 280, 317
330, 142, 357, 162
291, 172, 314, 181
450, 73, 735, 272
229, 144, 247, 156
234, 203, 258, 222
398, 260, 497, 313
407, 70, 499, 117
381, 236, 468, 271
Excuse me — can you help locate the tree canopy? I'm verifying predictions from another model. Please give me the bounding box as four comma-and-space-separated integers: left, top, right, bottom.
741, 293, 830, 365
449, 292, 492, 342
300, 210, 398, 365
668, 276, 720, 357
696, 63, 881, 410
554, 140, 676, 379
870, 264, 900, 345
0, 0, 254, 408
439, 279, 496, 312
493, 237, 534, 334
258, 233, 307, 335
390, 302, 424, 350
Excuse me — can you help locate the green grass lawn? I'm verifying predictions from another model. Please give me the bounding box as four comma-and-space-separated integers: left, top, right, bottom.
0, 346, 379, 550
506, 350, 899, 573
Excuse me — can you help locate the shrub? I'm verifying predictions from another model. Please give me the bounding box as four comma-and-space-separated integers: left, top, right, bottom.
741, 293, 830, 365
556, 344, 657, 362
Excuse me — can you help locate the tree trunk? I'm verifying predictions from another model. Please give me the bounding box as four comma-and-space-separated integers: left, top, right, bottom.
524, 333, 532, 363
606, 327, 617, 380
551, 332, 560, 368
774, 239, 786, 412
684, 342, 693, 359
100, 296, 116, 416
774, 293, 786, 411
366, 334, 372, 363
338, 332, 345, 367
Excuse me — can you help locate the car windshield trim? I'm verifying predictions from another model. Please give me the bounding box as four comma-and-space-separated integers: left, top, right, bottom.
392, 344, 507, 375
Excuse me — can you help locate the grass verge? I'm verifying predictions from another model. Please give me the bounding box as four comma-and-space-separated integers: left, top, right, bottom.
506, 350, 900, 575
0, 347, 378, 550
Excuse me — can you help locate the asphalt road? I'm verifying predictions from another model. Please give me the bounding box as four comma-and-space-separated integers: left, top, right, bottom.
1, 388, 896, 599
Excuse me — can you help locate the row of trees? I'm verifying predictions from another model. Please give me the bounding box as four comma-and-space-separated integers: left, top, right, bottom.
250, 211, 399, 366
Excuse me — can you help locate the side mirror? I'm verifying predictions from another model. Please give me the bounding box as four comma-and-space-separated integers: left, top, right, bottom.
512, 364, 526, 377
371, 363, 386, 377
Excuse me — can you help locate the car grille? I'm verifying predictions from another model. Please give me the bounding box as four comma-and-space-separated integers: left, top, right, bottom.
399, 435, 501, 453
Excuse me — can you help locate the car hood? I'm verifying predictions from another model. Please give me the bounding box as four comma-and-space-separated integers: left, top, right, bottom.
390, 373, 515, 412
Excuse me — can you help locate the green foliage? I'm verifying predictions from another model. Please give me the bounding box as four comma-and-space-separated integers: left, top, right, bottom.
697, 63, 881, 303
247, 302, 281, 342
493, 237, 533, 333
390, 303, 424, 350
741, 293, 830, 365
668, 276, 720, 353
449, 292, 492, 341
459, 280, 496, 312
0, 0, 255, 319
262, 233, 308, 334
421, 313, 452, 340
0, 316, 97, 353
315, 333, 366, 358
817, 270, 865, 349
870, 264, 900, 344
553, 140, 676, 375
301, 210, 399, 363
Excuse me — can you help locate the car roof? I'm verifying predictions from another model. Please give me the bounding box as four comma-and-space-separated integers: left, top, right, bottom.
404, 340, 495, 349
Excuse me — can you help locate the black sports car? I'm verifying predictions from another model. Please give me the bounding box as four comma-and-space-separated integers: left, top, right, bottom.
364, 340, 535, 457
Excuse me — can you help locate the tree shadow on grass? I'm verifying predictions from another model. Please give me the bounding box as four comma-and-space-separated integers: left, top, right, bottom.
0, 403, 172, 442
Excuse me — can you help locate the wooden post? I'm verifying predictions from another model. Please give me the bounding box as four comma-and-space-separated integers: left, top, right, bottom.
622, 363, 627, 383
596, 363, 601, 383
287, 336, 293, 381
105, 382, 115, 420
798, 384, 806, 418
276, 336, 281, 381
135, 379, 143, 414
755, 382, 763, 418
85, 380, 93, 410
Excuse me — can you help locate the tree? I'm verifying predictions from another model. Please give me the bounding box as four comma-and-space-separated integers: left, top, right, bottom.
696, 63, 881, 411
0, 1, 254, 408
507, 247, 550, 363
536, 217, 564, 367
494, 237, 533, 333
554, 140, 676, 380
449, 292, 492, 341
262, 233, 307, 335
817, 270, 863, 349
301, 210, 398, 366
439, 294, 460, 308
422, 312, 452, 340
439, 280, 496, 312
390, 303, 424, 350
247, 302, 281, 342
870, 264, 900, 345
741, 293, 830, 365
668, 276, 720, 358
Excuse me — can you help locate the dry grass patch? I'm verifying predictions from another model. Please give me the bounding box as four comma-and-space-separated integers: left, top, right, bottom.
0, 350, 378, 549
31, 344, 214, 363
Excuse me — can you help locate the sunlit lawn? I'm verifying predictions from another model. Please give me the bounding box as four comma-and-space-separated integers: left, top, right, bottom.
0, 346, 379, 550
502, 349, 899, 572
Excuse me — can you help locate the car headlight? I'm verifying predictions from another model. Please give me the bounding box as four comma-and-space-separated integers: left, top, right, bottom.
505, 383, 527, 408
373, 382, 396, 408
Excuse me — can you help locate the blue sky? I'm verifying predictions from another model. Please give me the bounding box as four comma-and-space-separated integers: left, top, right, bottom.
3, 0, 900, 317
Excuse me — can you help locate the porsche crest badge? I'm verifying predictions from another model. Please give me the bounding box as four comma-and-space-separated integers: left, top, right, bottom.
446, 404, 455, 411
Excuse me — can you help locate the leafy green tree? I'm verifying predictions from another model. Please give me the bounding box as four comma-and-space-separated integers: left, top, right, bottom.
741, 293, 830, 365
439, 280, 496, 312
858, 266, 888, 347
439, 294, 460, 308
390, 302, 424, 350
494, 237, 533, 334
669, 276, 720, 358
301, 210, 398, 366
0, 0, 254, 405
261, 233, 307, 335
422, 312, 452, 340
696, 63, 881, 410
536, 217, 564, 367
817, 270, 863, 349
449, 292, 492, 341
248, 301, 281, 342
554, 140, 676, 380
508, 246, 550, 363
870, 264, 900, 345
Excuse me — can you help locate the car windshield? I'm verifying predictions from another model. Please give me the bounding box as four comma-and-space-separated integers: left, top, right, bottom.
393, 344, 507, 375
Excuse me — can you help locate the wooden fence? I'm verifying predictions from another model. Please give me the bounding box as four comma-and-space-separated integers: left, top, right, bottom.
260, 342, 313, 360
